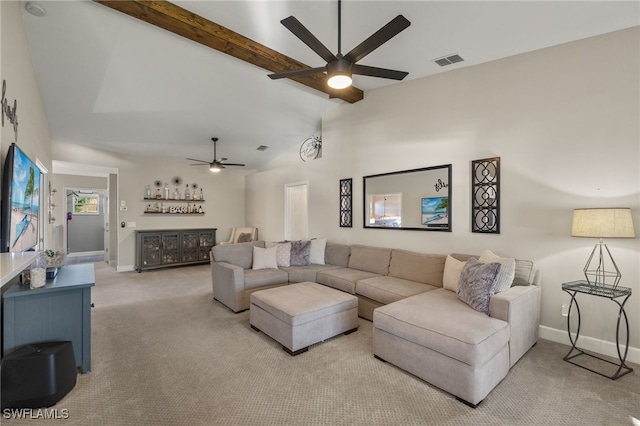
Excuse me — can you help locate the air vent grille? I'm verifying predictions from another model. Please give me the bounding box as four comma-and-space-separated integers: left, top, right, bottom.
256, 145, 269, 151
433, 54, 464, 67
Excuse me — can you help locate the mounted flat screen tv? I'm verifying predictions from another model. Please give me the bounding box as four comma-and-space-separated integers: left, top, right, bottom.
1, 143, 41, 252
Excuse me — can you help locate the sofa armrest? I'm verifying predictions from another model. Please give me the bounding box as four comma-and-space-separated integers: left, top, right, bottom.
489, 285, 541, 367
211, 261, 246, 313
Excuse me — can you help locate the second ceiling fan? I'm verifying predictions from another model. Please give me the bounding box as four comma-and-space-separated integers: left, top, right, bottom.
188, 138, 245, 172
269, 0, 411, 89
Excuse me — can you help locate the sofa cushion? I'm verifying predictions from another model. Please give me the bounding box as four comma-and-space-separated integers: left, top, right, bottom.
316, 268, 381, 294
374, 289, 510, 367
265, 241, 291, 267
452, 253, 537, 287
243, 268, 289, 290
457, 259, 501, 315
389, 250, 445, 287
282, 264, 342, 283
212, 241, 265, 269
479, 250, 516, 293
443, 255, 466, 292
348, 245, 392, 275
513, 259, 536, 286
237, 232, 253, 243
252, 246, 278, 270
356, 276, 437, 305
290, 240, 311, 266
309, 238, 327, 265
325, 243, 350, 267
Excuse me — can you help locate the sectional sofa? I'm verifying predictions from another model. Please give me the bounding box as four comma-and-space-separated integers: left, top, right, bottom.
210, 240, 541, 406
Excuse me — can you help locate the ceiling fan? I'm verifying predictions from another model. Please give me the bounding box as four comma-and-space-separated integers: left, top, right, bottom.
269, 0, 410, 90
187, 138, 245, 172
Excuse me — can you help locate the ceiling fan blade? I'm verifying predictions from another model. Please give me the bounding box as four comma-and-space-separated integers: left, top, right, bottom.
189, 163, 211, 166
281, 16, 337, 63
269, 66, 326, 80
187, 158, 210, 163
344, 15, 410, 63
352, 64, 408, 80
220, 163, 245, 167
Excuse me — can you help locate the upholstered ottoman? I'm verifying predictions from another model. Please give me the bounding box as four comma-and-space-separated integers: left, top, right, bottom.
250, 282, 358, 355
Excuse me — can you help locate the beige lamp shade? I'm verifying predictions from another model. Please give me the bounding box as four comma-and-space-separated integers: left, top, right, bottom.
571, 208, 635, 239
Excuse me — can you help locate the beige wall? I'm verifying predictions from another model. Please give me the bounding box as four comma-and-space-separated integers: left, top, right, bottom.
246, 27, 640, 362
0, 1, 53, 249
52, 141, 248, 271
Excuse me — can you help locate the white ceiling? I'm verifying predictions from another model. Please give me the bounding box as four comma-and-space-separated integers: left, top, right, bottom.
21, 0, 639, 170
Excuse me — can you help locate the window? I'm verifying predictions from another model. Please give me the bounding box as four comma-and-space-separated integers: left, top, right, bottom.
73, 195, 99, 215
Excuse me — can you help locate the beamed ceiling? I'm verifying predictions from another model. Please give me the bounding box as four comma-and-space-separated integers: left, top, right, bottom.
19, 0, 639, 170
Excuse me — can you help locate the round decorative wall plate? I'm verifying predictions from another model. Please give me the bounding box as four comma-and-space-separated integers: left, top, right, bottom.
299, 136, 321, 162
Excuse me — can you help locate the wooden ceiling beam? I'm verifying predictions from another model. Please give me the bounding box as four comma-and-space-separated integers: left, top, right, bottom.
95, 0, 364, 103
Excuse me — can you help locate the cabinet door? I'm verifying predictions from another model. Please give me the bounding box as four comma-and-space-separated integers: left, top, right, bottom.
140, 233, 162, 267
198, 231, 215, 261
162, 233, 180, 265
181, 232, 199, 262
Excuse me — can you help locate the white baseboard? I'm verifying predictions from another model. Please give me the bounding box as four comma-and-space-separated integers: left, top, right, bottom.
68, 251, 104, 257
539, 325, 640, 365
116, 264, 135, 272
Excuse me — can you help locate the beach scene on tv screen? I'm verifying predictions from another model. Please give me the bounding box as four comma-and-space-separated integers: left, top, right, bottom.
421, 197, 448, 226
9, 147, 40, 252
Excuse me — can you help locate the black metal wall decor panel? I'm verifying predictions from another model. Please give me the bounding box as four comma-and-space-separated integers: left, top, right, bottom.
339, 178, 353, 227
471, 157, 500, 233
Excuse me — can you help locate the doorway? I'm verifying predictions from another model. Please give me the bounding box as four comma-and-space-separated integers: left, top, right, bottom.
65, 188, 107, 256
284, 182, 308, 241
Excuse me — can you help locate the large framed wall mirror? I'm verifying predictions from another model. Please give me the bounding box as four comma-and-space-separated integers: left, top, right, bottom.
363, 164, 452, 231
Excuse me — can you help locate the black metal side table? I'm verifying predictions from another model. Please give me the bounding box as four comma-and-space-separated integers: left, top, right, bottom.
562, 280, 633, 380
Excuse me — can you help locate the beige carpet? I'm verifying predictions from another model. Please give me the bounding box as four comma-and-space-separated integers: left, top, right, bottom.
4, 262, 639, 425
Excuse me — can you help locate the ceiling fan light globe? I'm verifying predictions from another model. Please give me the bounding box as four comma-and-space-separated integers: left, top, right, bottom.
327, 58, 353, 89
328, 74, 352, 89
210, 164, 222, 172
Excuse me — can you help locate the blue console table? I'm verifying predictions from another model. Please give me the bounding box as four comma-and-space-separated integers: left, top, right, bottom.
2, 263, 95, 373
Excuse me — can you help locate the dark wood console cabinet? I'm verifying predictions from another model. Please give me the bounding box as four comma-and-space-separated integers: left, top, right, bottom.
135, 228, 216, 272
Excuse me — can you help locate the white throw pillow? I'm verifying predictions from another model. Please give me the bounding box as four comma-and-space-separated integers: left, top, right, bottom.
252, 246, 278, 270
265, 242, 291, 267
309, 238, 326, 265
443, 255, 466, 292
479, 249, 516, 293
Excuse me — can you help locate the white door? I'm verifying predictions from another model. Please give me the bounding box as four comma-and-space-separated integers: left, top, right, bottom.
285, 182, 308, 240
103, 194, 109, 262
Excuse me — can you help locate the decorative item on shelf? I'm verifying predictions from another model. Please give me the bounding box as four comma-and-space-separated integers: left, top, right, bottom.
173, 187, 180, 200
339, 178, 352, 227
199, 188, 204, 200
145, 184, 152, 199
571, 208, 636, 288
471, 157, 500, 234
172, 176, 183, 186
184, 184, 191, 200
44, 249, 65, 279
29, 251, 47, 289
163, 183, 170, 200
155, 188, 162, 199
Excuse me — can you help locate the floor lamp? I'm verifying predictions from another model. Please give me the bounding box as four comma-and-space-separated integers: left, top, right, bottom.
571, 208, 635, 288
